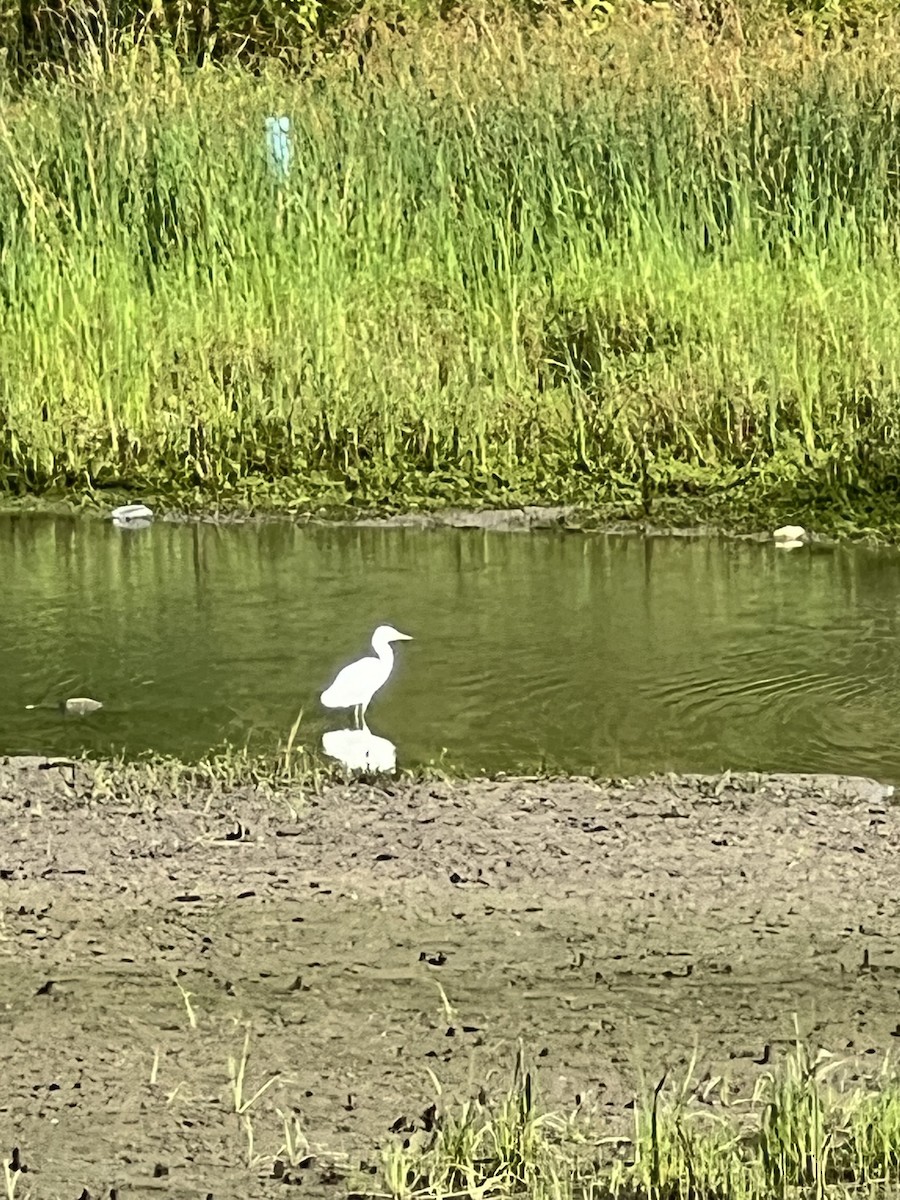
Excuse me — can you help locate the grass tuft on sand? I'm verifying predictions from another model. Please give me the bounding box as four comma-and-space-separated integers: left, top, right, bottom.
369, 1038, 900, 1199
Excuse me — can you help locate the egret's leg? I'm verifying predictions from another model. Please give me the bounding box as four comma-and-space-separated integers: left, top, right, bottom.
354, 704, 361, 729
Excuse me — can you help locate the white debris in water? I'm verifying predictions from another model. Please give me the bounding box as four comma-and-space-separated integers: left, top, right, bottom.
63, 697, 103, 715
773, 524, 806, 543
111, 503, 154, 529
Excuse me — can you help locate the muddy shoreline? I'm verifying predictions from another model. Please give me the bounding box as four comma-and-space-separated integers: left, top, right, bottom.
0, 495, 870, 550
2, 759, 900, 1197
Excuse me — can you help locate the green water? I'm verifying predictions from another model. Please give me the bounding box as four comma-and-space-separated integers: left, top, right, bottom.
1, 514, 898, 780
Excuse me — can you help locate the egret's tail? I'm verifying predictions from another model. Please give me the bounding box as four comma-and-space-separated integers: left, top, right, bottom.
320, 684, 341, 708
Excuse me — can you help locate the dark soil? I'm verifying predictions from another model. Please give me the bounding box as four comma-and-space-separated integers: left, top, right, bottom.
2, 758, 899, 1199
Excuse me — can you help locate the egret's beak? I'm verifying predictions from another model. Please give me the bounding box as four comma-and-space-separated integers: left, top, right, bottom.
397, 633, 413, 641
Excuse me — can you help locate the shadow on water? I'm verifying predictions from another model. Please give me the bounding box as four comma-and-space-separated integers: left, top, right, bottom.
3, 513, 900, 780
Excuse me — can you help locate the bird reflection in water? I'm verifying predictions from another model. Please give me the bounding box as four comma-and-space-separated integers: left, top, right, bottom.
321, 725, 396, 772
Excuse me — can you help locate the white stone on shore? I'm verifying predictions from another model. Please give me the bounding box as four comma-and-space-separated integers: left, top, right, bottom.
111, 503, 154, 529
773, 524, 806, 545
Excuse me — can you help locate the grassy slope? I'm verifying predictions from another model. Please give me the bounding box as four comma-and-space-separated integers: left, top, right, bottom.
3, 7, 900, 531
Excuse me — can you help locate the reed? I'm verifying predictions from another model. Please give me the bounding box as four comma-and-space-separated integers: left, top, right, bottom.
371, 1041, 900, 1199
2, 12, 900, 517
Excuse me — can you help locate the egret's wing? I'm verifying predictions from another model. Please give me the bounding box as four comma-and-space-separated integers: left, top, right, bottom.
321, 657, 371, 706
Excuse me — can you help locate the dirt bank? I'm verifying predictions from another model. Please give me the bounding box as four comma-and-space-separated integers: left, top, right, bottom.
2, 759, 899, 1198
0, 495, 874, 546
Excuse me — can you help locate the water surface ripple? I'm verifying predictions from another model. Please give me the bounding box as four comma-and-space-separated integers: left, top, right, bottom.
2, 515, 898, 780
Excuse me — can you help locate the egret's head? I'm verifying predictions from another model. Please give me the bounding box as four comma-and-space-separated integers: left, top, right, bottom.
373, 624, 413, 643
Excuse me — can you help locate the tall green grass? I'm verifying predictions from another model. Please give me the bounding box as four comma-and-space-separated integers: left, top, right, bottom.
6, 0, 900, 71
372, 1041, 900, 1199
2, 18, 900, 514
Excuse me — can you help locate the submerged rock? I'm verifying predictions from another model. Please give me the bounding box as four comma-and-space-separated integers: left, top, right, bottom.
62, 697, 103, 716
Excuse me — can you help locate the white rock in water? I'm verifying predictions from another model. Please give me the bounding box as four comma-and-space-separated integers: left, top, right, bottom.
111, 503, 154, 528
63, 697, 103, 715
773, 524, 806, 542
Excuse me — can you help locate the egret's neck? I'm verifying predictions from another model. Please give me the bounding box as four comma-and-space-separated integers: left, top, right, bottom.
372, 636, 395, 665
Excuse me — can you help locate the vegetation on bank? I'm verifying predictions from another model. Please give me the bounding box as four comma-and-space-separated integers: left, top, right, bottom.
2, 1, 900, 527
369, 1040, 900, 1200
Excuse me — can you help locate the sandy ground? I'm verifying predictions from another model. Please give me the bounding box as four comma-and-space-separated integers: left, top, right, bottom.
2, 758, 899, 1198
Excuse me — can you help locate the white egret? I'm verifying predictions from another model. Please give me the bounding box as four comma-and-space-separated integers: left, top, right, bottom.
320, 625, 412, 728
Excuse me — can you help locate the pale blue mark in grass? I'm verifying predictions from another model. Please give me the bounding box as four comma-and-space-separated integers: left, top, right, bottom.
265, 115, 292, 181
